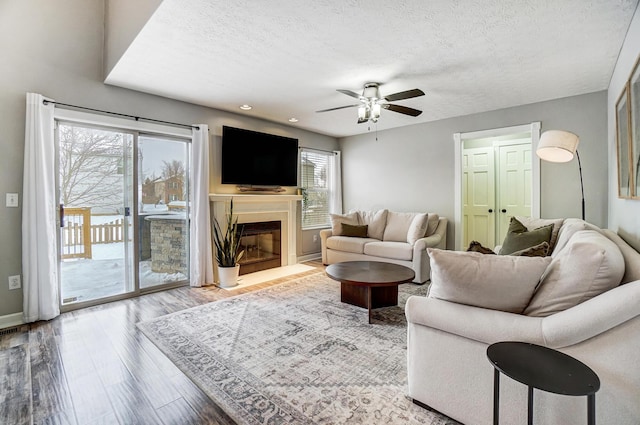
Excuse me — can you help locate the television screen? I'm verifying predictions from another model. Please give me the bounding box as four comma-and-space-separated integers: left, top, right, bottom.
221, 126, 299, 187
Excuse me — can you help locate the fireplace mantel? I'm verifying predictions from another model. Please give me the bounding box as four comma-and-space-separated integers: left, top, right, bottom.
209, 194, 302, 268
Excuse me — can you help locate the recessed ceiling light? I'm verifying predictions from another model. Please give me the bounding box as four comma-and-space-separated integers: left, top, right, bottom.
239, 104, 252, 110
288, 118, 299, 123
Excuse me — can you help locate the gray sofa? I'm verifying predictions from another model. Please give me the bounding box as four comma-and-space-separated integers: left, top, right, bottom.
406, 218, 640, 425
320, 210, 447, 283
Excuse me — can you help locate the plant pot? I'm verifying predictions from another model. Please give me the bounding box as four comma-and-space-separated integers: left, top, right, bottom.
218, 264, 240, 288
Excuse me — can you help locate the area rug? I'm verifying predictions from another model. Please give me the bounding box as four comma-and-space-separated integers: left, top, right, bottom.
138, 272, 460, 425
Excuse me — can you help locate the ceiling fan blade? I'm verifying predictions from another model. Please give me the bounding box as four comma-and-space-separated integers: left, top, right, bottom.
383, 88, 425, 102
337, 89, 364, 100
316, 104, 361, 113
383, 103, 423, 117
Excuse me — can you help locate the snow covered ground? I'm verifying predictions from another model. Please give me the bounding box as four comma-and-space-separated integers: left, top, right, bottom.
61, 240, 187, 304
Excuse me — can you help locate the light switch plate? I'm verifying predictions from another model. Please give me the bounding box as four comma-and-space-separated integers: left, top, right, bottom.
6, 193, 18, 208
8, 275, 21, 290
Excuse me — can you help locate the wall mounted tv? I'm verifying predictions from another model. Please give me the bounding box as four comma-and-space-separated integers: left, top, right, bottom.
221, 126, 299, 187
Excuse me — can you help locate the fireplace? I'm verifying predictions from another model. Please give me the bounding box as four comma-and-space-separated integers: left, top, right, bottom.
237, 221, 281, 275
210, 194, 302, 282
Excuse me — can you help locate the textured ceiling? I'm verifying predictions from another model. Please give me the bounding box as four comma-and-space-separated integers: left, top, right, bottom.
105, 0, 639, 137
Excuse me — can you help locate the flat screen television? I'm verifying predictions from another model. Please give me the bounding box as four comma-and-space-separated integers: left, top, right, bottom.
221, 126, 299, 187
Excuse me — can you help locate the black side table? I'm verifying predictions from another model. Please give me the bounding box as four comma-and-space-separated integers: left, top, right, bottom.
487, 342, 600, 425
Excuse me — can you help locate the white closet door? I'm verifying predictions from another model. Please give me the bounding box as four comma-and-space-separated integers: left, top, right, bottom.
463, 147, 496, 248
497, 143, 532, 244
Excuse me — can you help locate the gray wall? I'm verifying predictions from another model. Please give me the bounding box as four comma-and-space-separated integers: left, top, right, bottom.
608, 5, 640, 251
0, 0, 338, 319
339, 91, 609, 248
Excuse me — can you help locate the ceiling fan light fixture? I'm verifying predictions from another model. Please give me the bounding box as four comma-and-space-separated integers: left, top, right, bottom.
358, 106, 367, 121
371, 103, 381, 119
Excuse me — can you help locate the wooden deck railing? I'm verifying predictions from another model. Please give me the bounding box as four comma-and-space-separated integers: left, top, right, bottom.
61, 208, 130, 259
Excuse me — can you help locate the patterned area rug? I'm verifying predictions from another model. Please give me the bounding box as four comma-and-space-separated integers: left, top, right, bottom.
138, 272, 460, 425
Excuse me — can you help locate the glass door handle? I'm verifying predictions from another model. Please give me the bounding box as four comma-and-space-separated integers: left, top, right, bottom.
124, 207, 130, 217
59, 204, 64, 227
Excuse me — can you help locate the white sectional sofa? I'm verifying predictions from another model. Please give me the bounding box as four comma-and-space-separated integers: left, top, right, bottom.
406, 218, 640, 425
320, 210, 447, 283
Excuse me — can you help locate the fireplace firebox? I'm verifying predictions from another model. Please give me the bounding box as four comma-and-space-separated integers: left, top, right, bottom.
237, 221, 281, 275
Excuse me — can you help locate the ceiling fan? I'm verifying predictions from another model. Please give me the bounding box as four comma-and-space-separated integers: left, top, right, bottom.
317, 82, 425, 124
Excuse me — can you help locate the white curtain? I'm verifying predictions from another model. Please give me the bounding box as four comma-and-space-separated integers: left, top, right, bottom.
329, 150, 343, 214
189, 125, 214, 287
23, 93, 59, 322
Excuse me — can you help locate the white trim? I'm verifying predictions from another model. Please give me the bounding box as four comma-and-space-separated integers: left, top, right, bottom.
0, 312, 24, 329
54, 108, 192, 139
297, 253, 322, 262
453, 122, 541, 251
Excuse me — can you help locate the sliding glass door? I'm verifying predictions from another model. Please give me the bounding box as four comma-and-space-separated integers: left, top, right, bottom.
57, 123, 190, 308
138, 135, 190, 289
58, 123, 135, 304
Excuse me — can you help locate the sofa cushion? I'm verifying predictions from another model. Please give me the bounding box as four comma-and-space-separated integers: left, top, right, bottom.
357, 209, 388, 240
524, 230, 625, 317
427, 248, 551, 314
515, 216, 564, 253
363, 241, 413, 261
426, 213, 440, 237
552, 218, 601, 255
602, 229, 640, 284
330, 212, 358, 236
499, 217, 552, 255
326, 236, 377, 254
407, 213, 429, 245
383, 212, 419, 242
339, 223, 368, 237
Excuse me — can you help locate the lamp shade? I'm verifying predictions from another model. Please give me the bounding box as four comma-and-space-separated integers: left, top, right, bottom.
536, 130, 579, 163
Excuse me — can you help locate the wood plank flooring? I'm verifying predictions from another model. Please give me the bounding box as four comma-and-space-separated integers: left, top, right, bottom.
0, 261, 324, 425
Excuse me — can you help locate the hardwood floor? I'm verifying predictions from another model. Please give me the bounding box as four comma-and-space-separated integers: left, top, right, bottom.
0, 261, 325, 425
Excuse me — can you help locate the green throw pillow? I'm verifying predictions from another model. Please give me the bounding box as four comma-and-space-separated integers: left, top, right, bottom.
340, 223, 368, 237
499, 217, 553, 255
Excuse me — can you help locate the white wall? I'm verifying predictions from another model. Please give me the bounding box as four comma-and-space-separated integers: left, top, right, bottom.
340, 91, 608, 248
608, 5, 640, 251
0, 0, 337, 319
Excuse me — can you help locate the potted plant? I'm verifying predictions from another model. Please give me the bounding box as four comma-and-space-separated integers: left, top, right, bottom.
213, 198, 244, 287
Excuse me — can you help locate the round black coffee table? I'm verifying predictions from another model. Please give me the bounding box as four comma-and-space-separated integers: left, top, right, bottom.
325, 261, 415, 324
487, 341, 600, 425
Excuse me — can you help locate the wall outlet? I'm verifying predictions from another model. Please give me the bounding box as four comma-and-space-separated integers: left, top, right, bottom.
8, 275, 21, 290
313, 234, 318, 243
6, 193, 18, 208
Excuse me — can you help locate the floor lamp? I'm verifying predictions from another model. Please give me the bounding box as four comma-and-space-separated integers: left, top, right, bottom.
536, 130, 585, 220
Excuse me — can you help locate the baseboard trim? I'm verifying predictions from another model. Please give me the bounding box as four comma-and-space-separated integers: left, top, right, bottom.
297, 253, 322, 263
0, 312, 24, 330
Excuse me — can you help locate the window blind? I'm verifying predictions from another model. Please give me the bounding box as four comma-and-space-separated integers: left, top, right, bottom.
300, 149, 331, 228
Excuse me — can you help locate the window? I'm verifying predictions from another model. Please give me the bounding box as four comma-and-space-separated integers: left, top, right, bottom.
300, 149, 336, 229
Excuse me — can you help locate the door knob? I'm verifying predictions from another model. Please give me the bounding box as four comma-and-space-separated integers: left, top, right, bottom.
501, 209, 507, 213
488, 209, 493, 213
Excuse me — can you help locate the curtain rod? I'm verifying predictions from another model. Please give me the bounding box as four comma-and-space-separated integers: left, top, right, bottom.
42, 100, 200, 130
299, 146, 339, 155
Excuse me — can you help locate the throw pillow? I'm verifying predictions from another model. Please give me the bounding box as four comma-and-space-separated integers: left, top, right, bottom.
407, 213, 429, 245
499, 217, 553, 255
425, 213, 440, 237
466, 241, 496, 255
515, 216, 564, 254
330, 212, 358, 236
427, 248, 552, 314
510, 241, 550, 257
383, 212, 419, 242
339, 223, 368, 238
357, 209, 388, 240
523, 230, 625, 317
